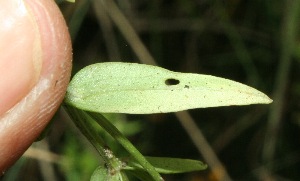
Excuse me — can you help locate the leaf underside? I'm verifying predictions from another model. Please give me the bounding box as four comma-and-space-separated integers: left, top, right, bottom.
65, 62, 272, 114
127, 156, 208, 174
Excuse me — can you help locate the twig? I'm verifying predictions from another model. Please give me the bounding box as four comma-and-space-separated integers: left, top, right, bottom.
93, 1, 121, 61
24, 144, 61, 164
29, 140, 58, 181
100, 0, 157, 65
212, 108, 265, 153
175, 111, 233, 181
262, 0, 300, 164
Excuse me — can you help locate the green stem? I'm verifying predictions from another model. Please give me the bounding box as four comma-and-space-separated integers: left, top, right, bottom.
87, 111, 163, 181
64, 105, 110, 164
64, 105, 162, 181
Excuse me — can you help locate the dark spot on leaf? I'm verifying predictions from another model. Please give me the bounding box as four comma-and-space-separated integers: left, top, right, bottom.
184, 85, 189, 88
165, 78, 180, 86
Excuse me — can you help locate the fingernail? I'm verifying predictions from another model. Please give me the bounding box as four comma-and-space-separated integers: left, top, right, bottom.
0, 0, 42, 115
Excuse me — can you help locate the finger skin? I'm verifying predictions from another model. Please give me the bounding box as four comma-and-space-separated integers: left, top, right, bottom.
0, 0, 42, 115
0, 0, 72, 174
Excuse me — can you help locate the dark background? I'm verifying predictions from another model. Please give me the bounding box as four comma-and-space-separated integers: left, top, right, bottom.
4, 0, 300, 180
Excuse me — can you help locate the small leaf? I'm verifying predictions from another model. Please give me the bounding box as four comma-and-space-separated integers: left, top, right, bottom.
127, 157, 207, 174
90, 166, 127, 181
125, 170, 155, 181
65, 62, 272, 114
90, 166, 109, 181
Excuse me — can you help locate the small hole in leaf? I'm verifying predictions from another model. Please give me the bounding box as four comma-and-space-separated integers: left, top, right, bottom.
165, 78, 180, 85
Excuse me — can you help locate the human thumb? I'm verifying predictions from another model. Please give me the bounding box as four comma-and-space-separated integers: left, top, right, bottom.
0, 0, 72, 173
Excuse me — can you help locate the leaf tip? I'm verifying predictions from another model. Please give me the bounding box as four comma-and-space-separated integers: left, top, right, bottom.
266, 97, 273, 104
259, 93, 273, 104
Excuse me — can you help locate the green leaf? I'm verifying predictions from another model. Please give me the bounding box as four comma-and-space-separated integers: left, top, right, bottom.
125, 170, 154, 181
90, 166, 109, 181
90, 166, 128, 181
126, 157, 207, 174
65, 62, 272, 114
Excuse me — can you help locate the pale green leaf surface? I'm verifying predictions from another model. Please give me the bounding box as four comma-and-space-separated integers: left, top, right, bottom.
65, 62, 272, 114
127, 157, 207, 174
90, 166, 108, 181
90, 166, 126, 181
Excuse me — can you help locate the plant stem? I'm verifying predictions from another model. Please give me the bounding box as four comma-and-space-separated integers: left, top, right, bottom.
64, 105, 162, 181
63, 105, 109, 163
87, 111, 163, 181
65, 105, 132, 177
